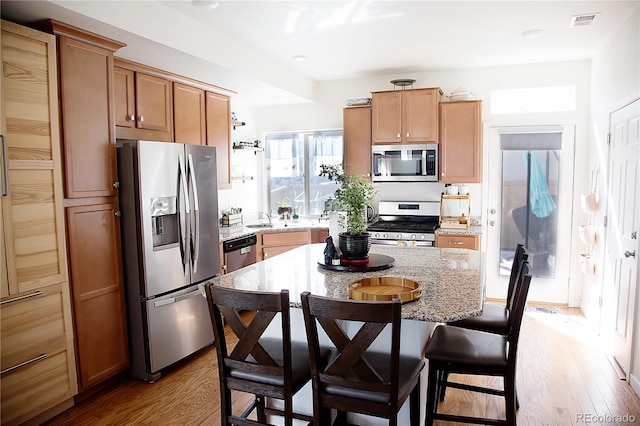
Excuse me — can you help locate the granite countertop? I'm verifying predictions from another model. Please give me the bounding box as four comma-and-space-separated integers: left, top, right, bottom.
435, 225, 483, 236
207, 243, 485, 323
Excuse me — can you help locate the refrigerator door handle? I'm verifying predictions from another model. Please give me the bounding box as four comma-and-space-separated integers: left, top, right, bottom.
177, 157, 191, 276
154, 297, 176, 307
187, 154, 200, 273
174, 289, 203, 303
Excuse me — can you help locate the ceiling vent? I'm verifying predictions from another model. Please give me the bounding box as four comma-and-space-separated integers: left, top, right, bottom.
569, 13, 599, 28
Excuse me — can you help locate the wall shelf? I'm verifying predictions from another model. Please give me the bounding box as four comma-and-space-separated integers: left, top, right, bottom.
232, 145, 263, 154
232, 176, 255, 183
230, 120, 245, 129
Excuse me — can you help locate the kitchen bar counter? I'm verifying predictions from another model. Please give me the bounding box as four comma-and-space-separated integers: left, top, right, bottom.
207, 243, 484, 323
219, 221, 328, 242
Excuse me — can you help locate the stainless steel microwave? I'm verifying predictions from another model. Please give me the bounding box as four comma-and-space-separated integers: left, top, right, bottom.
371, 144, 438, 182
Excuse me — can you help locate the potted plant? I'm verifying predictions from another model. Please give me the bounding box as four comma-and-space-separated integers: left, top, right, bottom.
319, 164, 376, 259
276, 196, 292, 219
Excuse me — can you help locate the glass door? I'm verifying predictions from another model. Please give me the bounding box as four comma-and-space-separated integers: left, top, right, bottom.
486, 125, 575, 303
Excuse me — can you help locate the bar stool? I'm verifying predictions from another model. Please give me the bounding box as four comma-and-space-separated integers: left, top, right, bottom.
425, 261, 533, 425
301, 292, 424, 426
205, 286, 324, 426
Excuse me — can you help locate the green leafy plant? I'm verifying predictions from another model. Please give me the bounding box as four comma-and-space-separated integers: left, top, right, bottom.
319, 164, 376, 235
276, 196, 291, 207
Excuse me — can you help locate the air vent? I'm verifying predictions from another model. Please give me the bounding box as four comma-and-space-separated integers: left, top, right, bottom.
569, 13, 599, 27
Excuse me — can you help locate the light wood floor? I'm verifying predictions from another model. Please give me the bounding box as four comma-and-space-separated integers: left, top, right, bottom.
44, 308, 640, 426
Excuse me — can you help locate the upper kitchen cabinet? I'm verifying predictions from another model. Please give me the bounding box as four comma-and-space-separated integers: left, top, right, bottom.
205, 91, 232, 189
49, 20, 125, 199
372, 88, 441, 144
114, 59, 173, 142
343, 106, 372, 177
1, 20, 77, 425
174, 83, 206, 145
439, 100, 483, 183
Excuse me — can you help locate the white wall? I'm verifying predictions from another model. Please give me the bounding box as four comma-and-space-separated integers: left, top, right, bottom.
585, 6, 640, 394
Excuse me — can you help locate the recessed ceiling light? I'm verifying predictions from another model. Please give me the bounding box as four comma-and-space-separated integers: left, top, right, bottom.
292, 55, 309, 62
192, 1, 220, 10
522, 29, 544, 39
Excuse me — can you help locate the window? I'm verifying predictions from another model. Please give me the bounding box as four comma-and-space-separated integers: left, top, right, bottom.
499, 128, 562, 278
264, 130, 343, 217
490, 86, 576, 114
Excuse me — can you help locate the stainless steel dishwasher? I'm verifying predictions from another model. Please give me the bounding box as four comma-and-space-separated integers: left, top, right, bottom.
223, 234, 257, 273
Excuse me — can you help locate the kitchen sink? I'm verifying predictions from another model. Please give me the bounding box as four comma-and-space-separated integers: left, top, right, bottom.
245, 223, 274, 228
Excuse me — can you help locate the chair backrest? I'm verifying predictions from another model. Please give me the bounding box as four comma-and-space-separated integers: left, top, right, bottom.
301, 291, 402, 403
506, 261, 532, 365
505, 244, 529, 311
205, 285, 292, 391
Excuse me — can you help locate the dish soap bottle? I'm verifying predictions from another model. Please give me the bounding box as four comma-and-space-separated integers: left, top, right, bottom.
292, 208, 299, 223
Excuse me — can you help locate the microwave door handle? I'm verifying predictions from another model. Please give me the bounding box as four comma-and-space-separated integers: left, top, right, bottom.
422, 150, 427, 175
187, 154, 200, 273
177, 157, 190, 276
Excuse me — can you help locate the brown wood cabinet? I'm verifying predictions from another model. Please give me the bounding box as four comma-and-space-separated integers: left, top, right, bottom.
49, 21, 130, 393
114, 60, 173, 142
1, 20, 77, 425
372, 88, 441, 144
53, 23, 124, 199
435, 233, 480, 250
439, 100, 482, 183
65, 202, 128, 390
311, 228, 330, 244
259, 230, 311, 260
343, 106, 372, 177
174, 83, 206, 145
206, 92, 232, 189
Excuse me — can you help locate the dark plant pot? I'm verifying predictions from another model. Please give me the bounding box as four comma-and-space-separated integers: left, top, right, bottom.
338, 232, 371, 260
277, 206, 292, 219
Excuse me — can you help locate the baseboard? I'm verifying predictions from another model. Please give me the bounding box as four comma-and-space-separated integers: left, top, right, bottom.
630, 373, 640, 397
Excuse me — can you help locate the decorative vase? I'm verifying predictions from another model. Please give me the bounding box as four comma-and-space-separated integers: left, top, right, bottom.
338, 232, 371, 260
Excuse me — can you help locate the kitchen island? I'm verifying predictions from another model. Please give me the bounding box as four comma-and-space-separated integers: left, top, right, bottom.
206, 243, 484, 425
208, 243, 485, 323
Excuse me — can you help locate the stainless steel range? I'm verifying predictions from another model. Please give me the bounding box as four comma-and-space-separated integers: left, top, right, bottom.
367, 201, 440, 247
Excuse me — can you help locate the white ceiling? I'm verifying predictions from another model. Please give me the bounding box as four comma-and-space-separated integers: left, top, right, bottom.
2, 1, 638, 106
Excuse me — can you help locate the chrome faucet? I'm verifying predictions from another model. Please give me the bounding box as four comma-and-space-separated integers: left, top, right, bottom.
259, 211, 272, 225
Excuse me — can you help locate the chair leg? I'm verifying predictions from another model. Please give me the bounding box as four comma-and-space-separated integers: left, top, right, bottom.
504, 371, 517, 425
439, 369, 449, 401
426, 363, 439, 426
256, 395, 267, 424
284, 396, 293, 426
409, 377, 420, 426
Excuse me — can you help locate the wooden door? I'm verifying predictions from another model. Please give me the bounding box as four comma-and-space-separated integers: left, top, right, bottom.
343, 106, 371, 177
372, 91, 402, 144
1, 20, 68, 295
135, 72, 173, 132
603, 98, 639, 378
66, 202, 129, 390
114, 66, 135, 128
439, 101, 482, 183
404, 88, 440, 143
174, 83, 206, 145
205, 91, 231, 189
57, 36, 118, 198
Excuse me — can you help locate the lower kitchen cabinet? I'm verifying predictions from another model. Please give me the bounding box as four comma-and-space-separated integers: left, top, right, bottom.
311, 228, 330, 243
259, 230, 311, 260
65, 202, 129, 391
435, 233, 480, 250
0, 284, 77, 426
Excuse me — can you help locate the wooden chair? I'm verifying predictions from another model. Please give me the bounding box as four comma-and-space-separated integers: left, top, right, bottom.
206, 286, 321, 426
448, 243, 528, 335
424, 261, 532, 426
301, 291, 424, 426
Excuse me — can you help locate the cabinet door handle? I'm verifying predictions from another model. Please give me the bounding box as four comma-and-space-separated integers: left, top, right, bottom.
0, 290, 42, 306
449, 241, 463, 245
406, 132, 410, 138
128, 114, 135, 121
1, 134, 8, 196
1, 353, 47, 375
396, 133, 401, 138
138, 115, 144, 122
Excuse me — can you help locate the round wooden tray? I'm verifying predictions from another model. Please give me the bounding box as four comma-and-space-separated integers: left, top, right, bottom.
317, 254, 394, 272
348, 276, 422, 303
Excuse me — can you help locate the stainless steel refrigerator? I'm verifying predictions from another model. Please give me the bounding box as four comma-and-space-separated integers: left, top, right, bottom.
117, 140, 220, 382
